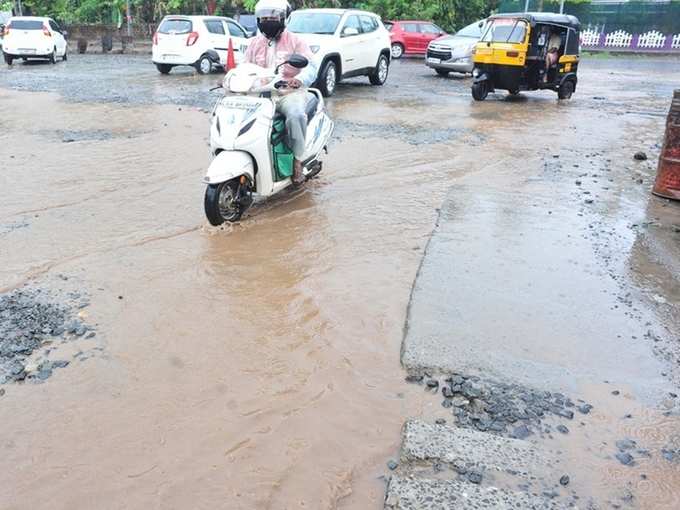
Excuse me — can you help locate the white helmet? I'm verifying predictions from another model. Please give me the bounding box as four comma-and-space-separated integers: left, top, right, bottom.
254, 0, 291, 40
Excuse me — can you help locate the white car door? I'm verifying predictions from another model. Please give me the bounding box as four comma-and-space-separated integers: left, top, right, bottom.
358, 15, 382, 68
338, 14, 363, 74
223, 19, 249, 64
203, 18, 228, 63
49, 19, 67, 56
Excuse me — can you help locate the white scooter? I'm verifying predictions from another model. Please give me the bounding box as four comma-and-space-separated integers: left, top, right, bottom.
203, 54, 334, 225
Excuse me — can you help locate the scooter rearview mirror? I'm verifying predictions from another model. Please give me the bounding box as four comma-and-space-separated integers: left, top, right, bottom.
286, 54, 309, 69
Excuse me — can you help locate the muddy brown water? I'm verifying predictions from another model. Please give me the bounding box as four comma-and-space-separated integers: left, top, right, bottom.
1, 57, 680, 508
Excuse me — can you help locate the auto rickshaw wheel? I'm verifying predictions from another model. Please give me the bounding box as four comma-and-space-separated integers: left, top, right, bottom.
558, 80, 575, 100
471, 82, 489, 101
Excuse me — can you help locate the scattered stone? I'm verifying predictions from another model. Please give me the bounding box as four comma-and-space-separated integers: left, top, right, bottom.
466, 470, 483, 484
511, 425, 531, 439
612, 390, 620, 396
555, 408, 574, 420
461, 380, 483, 399
559, 475, 570, 486
450, 396, 469, 408
387, 460, 398, 471
0, 388, 5, 396
426, 379, 439, 389
633, 151, 647, 161
405, 374, 423, 384
616, 439, 637, 451
585, 198, 594, 204
661, 448, 680, 463
442, 386, 454, 398
435, 418, 446, 425
556, 424, 569, 434
578, 404, 593, 414
615, 452, 635, 466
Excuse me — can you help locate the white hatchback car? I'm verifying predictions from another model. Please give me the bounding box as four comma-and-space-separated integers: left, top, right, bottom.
287, 8, 391, 97
152, 15, 250, 75
2, 16, 68, 65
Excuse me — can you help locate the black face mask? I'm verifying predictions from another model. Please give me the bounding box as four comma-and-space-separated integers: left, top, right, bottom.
258, 19, 284, 40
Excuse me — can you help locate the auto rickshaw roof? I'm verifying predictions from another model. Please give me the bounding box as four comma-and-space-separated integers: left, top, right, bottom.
489, 12, 580, 29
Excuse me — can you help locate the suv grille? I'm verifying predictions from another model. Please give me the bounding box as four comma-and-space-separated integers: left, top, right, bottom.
427, 47, 452, 61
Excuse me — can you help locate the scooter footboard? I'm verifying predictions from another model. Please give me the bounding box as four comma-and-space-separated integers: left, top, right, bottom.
204, 151, 255, 185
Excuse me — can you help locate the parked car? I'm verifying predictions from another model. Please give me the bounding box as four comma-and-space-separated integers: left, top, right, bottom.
235, 13, 257, 37
426, 20, 487, 76
385, 20, 446, 59
152, 15, 250, 74
2, 16, 68, 65
287, 8, 391, 97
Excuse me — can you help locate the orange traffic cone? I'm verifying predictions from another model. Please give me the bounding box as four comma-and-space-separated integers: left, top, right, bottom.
653, 89, 680, 201
225, 37, 236, 72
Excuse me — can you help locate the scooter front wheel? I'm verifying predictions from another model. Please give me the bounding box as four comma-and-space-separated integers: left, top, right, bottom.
204, 179, 242, 225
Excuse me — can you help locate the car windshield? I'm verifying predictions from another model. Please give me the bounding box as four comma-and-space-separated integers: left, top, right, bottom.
9, 19, 44, 30
158, 19, 192, 35
288, 12, 341, 35
455, 21, 484, 38
481, 19, 527, 43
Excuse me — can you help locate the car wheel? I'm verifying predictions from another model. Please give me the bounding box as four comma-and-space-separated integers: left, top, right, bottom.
558, 80, 575, 100
369, 54, 389, 86
196, 55, 212, 75
471, 81, 489, 101
50, 48, 56, 64
435, 69, 449, 77
391, 43, 404, 59
318, 60, 337, 97
156, 63, 173, 75
3, 52, 12, 66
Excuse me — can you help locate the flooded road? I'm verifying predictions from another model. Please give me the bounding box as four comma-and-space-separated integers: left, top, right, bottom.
1, 55, 680, 509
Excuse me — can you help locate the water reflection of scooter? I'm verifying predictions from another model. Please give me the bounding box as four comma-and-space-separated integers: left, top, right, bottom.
203, 54, 334, 225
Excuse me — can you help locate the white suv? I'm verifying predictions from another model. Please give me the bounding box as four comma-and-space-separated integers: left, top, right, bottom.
152, 15, 250, 75
2, 16, 68, 65
287, 9, 391, 97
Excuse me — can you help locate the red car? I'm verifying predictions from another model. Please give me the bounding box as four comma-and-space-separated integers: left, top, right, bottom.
385, 20, 446, 59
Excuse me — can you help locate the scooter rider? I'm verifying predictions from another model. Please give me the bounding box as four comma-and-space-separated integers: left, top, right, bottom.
245, 0, 318, 185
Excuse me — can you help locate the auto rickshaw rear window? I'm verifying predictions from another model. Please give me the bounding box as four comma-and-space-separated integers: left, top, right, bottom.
481, 19, 527, 44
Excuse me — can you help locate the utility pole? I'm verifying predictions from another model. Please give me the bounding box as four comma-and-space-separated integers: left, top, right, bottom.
15, 0, 23, 16
559, 0, 565, 14
524, 0, 530, 13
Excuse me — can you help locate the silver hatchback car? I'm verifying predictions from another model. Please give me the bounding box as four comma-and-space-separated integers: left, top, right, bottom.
426, 20, 486, 76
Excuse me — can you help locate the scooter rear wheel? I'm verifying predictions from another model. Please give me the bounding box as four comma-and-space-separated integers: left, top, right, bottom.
204, 179, 242, 225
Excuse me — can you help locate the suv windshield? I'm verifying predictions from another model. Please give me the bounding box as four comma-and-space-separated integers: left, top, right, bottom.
9, 19, 44, 30
481, 19, 527, 43
288, 12, 341, 35
456, 21, 484, 38
158, 19, 192, 35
